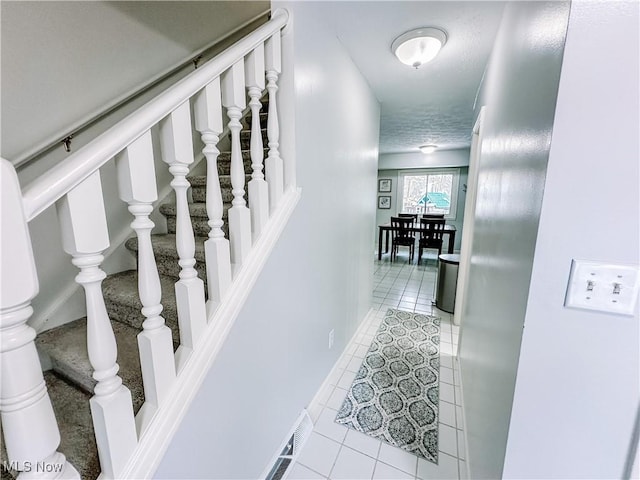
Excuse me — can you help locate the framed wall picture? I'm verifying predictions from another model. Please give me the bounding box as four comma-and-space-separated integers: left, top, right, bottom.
378, 196, 391, 209
378, 179, 392, 192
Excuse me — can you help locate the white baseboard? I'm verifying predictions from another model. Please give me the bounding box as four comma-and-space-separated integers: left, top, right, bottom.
305, 307, 376, 419
455, 355, 471, 479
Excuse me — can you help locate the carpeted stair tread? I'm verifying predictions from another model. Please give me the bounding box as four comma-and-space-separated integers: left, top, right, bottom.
124, 234, 208, 282
189, 175, 251, 203
45, 371, 100, 480
0, 467, 12, 480
0, 373, 100, 480
36, 317, 145, 415
159, 201, 218, 219
216, 151, 253, 176
257, 111, 268, 128
125, 233, 207, 261
187, 175, 209, 188
160, 202, 236, 237
217, 148, 269, 162
217, 150, 253, 163
240, 110, 268, 128
187, 174, 251, 188
240, 128, 268, 150
239, 127, 267, 141
102, 270, 181, 346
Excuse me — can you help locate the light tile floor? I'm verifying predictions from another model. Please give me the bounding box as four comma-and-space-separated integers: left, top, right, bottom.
286, 252, 466, 480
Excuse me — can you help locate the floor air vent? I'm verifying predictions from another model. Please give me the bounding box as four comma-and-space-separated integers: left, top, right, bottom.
264, 410, 313, 480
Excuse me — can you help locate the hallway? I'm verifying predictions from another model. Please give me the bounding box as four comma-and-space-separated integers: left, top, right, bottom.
286, 254, 467, 479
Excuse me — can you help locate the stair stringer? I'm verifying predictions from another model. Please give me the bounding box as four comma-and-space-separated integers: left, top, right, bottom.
118, 187, 301, 480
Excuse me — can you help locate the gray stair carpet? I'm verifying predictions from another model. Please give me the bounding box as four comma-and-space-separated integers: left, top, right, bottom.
36, 317, 145, 413
45, 372, 101, 480
125, 234, 208, 282
0, 372, 100, 480
33, 100, 269, 479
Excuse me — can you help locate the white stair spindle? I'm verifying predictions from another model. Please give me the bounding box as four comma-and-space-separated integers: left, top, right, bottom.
159, 102, 207, 363
194, 78, 232, 307
0, 159, 80, 479
221, 60, 252, 266
56, 171, 137, 479
245, 43, 270, 240
116, 131, 176, 414
265, 32, 284, 214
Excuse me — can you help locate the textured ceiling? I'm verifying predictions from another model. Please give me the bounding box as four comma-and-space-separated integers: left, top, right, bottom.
320, 1, 506, 154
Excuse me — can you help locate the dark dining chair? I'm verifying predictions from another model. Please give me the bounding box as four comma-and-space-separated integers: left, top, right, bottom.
398, 213, 418, 222
421, 213, 445, 219
418, 218, 446, 264
390, 216, 416, 262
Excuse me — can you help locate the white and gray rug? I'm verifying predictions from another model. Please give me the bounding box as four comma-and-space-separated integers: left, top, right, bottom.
335, 308, 440, 463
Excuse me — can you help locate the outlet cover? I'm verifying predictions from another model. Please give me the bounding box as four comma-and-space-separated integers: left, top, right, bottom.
328, 329, 335, 349
565, 260, 640, 316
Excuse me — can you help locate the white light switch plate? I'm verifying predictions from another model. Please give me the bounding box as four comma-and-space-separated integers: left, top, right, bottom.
565, 260, 640, 315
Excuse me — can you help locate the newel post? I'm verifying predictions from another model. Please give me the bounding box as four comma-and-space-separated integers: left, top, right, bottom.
116, 131, 176, 413
245, 43, 270, 240
194, 77, 233, 308
159, 102, 207, 366
222, 60, 252, 266
56, 171, 137, 478
0, 159, 79, 479
265, 31, 284, 213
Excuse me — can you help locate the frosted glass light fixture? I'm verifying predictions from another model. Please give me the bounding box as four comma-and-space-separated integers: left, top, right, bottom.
392, 27, 447, 69
419, 145, 438, 154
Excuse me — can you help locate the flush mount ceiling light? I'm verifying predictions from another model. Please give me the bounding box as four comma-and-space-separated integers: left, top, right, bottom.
392, 27, 448, 69
419, 145, 438, 154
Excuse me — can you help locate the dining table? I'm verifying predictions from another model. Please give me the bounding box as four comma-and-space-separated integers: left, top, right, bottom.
377, 223, 457, 260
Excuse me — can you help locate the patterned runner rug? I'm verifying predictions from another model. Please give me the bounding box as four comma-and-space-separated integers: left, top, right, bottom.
335, 308, 440, 463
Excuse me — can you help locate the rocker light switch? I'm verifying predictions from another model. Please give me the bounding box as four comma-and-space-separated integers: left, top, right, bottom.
564, 260, 640, 316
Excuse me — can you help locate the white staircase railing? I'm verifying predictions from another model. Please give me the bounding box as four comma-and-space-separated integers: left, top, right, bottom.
0, 9, 295, 479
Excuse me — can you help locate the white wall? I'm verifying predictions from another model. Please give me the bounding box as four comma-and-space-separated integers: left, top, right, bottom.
503, 1, 640, 478
456, 2, 571, 478
379, 148, 469, 170
154, 2, 380, 478
1, 1, 268, 161
375, 167, 468, 252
